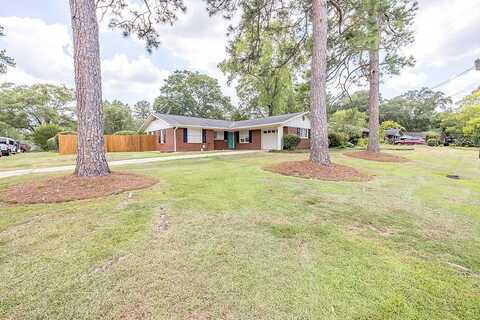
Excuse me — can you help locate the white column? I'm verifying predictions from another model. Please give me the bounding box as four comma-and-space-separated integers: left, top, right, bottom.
277, 126, 284, 150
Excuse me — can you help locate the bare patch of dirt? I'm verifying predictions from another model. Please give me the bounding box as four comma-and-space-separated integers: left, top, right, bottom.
343, 151, 409, 163
265, 160, 372, 182
94, 254, 131, 273
0, 172, 157, 204
348, 222, 397, 237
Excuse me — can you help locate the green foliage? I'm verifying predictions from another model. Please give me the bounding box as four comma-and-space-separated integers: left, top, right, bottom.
381, 88, 451, 131
46, 137, 58, 151
153, 70, 233, 119
0, 121, 23, 140
283, 134, 301, 150
0, 25, 15, 73
425, 131, 440, 141
132, 100, 152, 120
357, 137, 368, 148
0, 83, 76, 132
113, 130, 138, 135
329, 108, 367, 143
328, 131, 348, 148
439, 89, 480, 146
331, 91, 370, 113
32, 124, 62, 151
220, 21, 306, 117
103, 100, 136, 134
426, 138, 439, 147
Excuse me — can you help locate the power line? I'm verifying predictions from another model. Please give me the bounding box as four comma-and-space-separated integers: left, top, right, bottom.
430, 66, 474, 90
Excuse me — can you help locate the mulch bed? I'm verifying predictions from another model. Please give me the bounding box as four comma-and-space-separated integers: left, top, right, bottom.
265, 160, 372, 182
0, 172, 158, 204
343, 151, 409, 163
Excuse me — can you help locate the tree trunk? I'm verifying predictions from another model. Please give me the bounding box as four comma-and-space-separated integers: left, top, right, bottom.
70, 0, 110, 176
309, 0, 331, 165
367, 12, 381, 153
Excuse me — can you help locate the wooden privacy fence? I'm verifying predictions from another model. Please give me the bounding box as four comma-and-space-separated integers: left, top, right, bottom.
58, 135, 157, 155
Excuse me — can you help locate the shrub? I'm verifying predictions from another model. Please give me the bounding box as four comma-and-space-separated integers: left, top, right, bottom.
283, 134, 301, 150
427, 138, 439, 147
32, 124, 62, 151
46, 137, 58, 151
356, 137, 368, 148
425, 131, 440, 141
328, 131, 348, 148
113, 130, 138, 135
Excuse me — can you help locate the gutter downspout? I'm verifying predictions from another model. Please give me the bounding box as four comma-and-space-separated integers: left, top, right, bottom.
173, 127, 177, 152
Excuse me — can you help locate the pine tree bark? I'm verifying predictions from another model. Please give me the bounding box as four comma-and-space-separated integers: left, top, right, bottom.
310, 0, 331, 165
367, 12, 381, 153
70, 0, 110, 176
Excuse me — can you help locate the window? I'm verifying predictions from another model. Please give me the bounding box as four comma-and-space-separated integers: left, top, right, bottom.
187, 128, 202, 143
215, 131, 224, 140
239, 130, 250, 143
158, 129, 166, 144
298, 128, 309, 139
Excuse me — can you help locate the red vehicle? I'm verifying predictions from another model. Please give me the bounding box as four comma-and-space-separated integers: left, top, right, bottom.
394, 136, 425, 145
19, 143, 30, 152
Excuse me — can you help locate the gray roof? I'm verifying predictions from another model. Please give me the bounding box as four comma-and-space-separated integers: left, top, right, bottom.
153, 112, 306, 129
384, 128, 402, 137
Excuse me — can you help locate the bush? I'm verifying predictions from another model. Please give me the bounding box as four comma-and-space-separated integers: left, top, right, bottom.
427, 138, 439, 147
425, 131, 440, 141
46, 137, 58, 151
283, 134, 301, 150
328, 131, 348, 148
357, 137, 368, 148
113, 130, 138, 135
32, 124, 62, 151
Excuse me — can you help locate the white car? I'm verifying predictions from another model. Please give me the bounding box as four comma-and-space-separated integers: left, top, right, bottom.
0, 137, 10, 156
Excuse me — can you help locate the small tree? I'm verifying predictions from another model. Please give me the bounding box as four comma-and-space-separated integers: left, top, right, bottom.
32, 124, 62, 151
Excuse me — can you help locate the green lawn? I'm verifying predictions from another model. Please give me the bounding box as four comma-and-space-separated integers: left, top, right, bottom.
0, 151, 210, 172
1, 147, 479, 319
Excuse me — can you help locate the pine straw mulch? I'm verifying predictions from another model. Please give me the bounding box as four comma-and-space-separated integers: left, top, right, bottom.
265, 160, 372, 182
343, 151, 410, 163
0, 172, 158, 204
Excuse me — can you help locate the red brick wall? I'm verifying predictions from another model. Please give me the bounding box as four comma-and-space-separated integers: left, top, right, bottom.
236, 129, 261, 150
152, 128, 175, 152
283, 126, 310, 149
214, 139, 228, 150
175, 128, 215, 152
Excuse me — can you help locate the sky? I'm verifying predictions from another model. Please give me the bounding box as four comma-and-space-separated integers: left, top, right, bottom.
0, 0, 479, 106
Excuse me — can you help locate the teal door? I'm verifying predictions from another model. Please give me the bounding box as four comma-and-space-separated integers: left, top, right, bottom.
227, 132, 235, 149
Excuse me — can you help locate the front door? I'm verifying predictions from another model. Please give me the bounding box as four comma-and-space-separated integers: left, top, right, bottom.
227, 131, 235, 149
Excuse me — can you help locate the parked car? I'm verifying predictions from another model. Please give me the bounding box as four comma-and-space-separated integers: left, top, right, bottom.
394, 135, 425, 145
19, 142, 30, 152
0, 137, 10, 156
7, 138, 17, 154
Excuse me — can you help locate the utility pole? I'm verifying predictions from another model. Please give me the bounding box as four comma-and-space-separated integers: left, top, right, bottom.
475, 58, 480, 71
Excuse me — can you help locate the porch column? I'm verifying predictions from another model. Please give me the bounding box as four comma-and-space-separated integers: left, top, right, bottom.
276, 126, 284, 150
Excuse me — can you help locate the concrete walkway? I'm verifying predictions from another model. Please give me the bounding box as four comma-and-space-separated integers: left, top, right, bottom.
0, 150, 260, 179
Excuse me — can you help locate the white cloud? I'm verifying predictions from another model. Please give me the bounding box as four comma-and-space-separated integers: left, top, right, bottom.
385, 70, 428, 91
0, 16, 170, 104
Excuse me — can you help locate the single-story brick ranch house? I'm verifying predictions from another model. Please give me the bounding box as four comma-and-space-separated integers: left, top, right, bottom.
140, 112, 311, 152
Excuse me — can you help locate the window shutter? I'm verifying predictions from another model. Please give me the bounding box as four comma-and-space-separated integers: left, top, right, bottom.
202, 129, 207, 143
236, 131, 239, 144
183, 128, 188, 143
224, 131, 228, 140
308, 129, 311, 139
296, 128, 300, 136
248, 130, 252, 143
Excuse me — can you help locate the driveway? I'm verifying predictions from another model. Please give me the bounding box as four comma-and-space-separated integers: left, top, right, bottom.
0, 150, 260, 179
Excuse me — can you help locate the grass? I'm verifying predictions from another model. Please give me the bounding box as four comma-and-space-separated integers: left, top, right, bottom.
0, 146, 479, 319
0, 151, 216, 172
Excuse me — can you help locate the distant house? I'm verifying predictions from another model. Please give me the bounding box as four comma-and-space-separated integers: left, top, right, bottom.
140, 112, 311, 152
384, 128, 403, 143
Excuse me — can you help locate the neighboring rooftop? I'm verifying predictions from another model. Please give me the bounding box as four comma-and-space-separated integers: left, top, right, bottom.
148, 112, 307, 130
